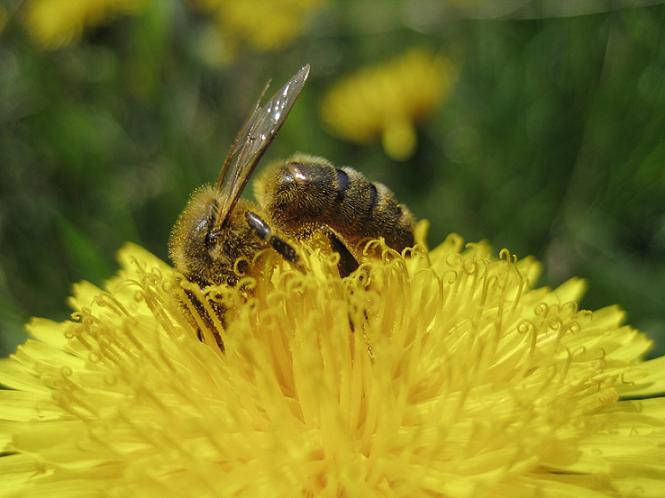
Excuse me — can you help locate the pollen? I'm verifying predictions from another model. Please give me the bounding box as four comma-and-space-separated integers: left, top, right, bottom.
1, 230, 664, 497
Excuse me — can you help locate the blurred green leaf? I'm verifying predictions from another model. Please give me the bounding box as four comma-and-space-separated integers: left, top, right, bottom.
56, 216, 114, 284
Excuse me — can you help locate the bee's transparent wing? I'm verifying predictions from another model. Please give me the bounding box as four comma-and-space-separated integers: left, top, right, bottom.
212, 65, 310, 231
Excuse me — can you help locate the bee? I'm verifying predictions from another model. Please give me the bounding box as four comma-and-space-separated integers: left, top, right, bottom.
169, 65, 415, 291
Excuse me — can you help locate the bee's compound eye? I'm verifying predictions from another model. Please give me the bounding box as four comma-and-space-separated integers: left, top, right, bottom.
205, 229, 220, 248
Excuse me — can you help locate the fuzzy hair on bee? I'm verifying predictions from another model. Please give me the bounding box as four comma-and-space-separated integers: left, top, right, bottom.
169, 190, 262, 287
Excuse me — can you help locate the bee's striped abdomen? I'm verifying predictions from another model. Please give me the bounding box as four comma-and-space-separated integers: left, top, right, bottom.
256, 154, 415, 253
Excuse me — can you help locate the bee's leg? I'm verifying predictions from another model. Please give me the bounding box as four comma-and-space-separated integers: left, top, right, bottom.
321, 226, 359, 277
182, 286, 226, 352
245, 211, 300, 266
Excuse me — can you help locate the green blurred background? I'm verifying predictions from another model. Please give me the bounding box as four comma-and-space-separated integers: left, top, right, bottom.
0, 0, 664, 357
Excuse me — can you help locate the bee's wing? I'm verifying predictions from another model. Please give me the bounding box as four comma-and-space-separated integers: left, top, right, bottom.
212, 65, 310, 231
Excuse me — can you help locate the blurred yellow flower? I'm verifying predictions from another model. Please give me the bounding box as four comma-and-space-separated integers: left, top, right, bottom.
192, 0, 324, 61
1, 232, 665, 497
23, 0, 148, 49
321, 49, 458, 161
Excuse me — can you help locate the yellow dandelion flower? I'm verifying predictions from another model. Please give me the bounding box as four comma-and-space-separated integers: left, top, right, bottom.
320, 49, 458, 161
192, 0, 324, 59
2, 230, 665, 497
23, 0, 148, 49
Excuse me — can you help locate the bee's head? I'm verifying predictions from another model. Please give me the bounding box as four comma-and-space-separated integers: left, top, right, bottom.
169, 186, 259, 286
168, 186, 222, 278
